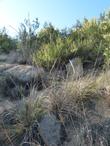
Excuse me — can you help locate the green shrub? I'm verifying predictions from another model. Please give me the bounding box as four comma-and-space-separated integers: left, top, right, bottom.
0, 28, 17, 53
69, 16, 110, 67
32, 37, 77, 69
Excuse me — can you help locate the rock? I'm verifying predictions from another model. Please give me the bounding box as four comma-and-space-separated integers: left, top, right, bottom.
3, 64, 44, 83
38, 114, 62, 146
66, 58, 83, 80
0, 64, 46, 99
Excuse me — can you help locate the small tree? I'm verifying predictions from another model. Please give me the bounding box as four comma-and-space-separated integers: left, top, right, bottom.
18, 16, 39, 64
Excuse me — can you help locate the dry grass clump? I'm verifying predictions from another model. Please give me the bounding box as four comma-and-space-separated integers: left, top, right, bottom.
48, 70, 110, 109
45, 75, 100, 117
0, 96, 46, 146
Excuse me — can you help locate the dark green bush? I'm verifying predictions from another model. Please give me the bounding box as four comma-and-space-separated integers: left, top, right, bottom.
69, 15, 110, 68
0, 28, 17, 53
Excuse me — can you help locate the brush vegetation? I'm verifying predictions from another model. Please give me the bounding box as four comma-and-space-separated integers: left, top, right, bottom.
0, 10, 110, 146
0, 10, 110, 68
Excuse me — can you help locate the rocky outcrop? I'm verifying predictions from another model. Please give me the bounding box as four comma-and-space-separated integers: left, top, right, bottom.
1, 64, 44, 82
0, 64, 46, 99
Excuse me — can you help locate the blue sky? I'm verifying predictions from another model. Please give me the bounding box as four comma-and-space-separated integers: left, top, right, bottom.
0, 0, 110, 36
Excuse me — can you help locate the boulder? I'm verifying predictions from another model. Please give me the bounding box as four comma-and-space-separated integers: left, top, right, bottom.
0, 64, 46, 99
66, 58, 83, 80
3, 64, 44, 83
38, 114, 62, 146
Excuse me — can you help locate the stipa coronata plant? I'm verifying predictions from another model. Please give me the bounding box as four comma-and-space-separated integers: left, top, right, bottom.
0, 96, 46, 146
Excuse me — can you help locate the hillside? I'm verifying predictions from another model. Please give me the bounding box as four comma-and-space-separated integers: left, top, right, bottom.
0, 10, 110, 146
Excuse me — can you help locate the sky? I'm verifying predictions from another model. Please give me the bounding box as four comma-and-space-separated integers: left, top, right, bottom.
0, 0, 110, 37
